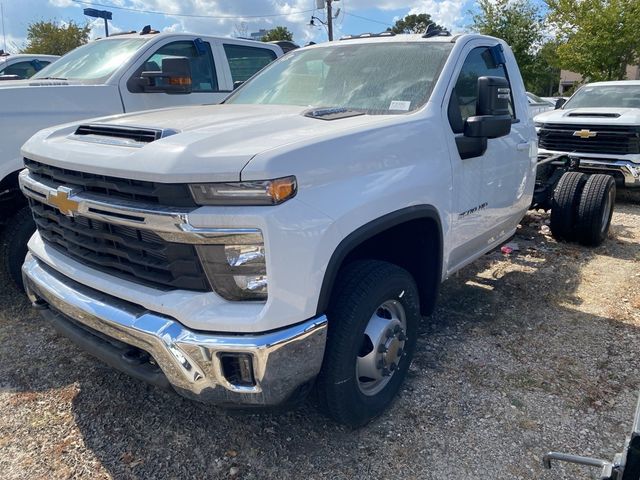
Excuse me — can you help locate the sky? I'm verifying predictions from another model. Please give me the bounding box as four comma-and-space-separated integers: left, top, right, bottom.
0, 0, 478, 53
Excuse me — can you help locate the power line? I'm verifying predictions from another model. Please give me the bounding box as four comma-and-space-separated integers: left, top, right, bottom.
71, 0, 315, 19
343, 11, 392, 27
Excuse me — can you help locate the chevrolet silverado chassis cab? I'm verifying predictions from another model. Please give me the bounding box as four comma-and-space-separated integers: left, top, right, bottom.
535, 81, 640, 188
0, 31, 282, 288
18, 33, 616, 426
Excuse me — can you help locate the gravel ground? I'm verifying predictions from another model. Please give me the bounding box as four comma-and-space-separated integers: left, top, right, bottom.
1, 194, 639, 480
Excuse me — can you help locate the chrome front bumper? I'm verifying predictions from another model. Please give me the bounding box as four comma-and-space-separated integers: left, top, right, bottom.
537, 152, 640, 187
579, 158, 640, 187
22, 253, 328, 406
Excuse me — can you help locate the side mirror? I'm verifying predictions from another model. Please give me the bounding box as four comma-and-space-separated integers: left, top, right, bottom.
140, 57, 192, 94
555, 98, 566, 109
233, 80, 245, 90
464, 76, 512, 139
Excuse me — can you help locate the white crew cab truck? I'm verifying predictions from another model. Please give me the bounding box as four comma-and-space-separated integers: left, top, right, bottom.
0, 53, 60, 80
19, 32, 615, 426
0, 31, 282, 287
535, 80, 640, 187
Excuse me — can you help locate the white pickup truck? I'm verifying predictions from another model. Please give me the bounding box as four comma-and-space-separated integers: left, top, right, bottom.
0, 53, 60, 80
19, 32, 616, 426
535, 80, 640, 187
0, 31, 282, 286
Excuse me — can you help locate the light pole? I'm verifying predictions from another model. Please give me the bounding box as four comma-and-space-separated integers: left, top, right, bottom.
83, 8, 112, 37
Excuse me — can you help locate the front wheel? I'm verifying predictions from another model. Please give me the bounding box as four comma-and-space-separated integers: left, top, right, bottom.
315, 260, 420, 427
0, 206, 36, 290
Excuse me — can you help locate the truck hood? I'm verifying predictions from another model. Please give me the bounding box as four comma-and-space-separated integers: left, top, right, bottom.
535, 107, 640, 125
22, 104, 394, 183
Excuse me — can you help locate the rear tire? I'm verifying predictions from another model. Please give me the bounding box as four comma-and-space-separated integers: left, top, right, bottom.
550, 171, 588, 242
0, 206, 35, 290
315, 260, 420, 427
575, 174, 616, 246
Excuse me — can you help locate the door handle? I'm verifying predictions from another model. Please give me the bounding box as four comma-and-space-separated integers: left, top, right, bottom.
517, 142, 530, 151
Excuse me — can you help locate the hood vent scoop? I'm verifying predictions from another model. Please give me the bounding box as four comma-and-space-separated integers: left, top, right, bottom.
304, 107, 365, 121
567, 112, 621, 118
28, 80, 69, 86
72, 124, 179, 147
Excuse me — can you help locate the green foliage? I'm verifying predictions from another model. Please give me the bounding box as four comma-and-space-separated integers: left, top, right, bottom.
22, 20, 90, 56
529, 41, 562, 96
470, 0, 555, 94
546, 0, 640, 81
261, 26, 294, 42
388, 13, 442, 34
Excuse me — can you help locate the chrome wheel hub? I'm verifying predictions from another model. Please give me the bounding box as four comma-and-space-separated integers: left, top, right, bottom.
356, 300, 407, 396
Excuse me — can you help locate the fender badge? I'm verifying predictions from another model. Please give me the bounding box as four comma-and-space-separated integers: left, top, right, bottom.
48, 187, 80, 217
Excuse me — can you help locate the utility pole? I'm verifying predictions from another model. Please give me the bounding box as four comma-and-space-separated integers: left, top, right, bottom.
1, 3, 6, 52
313, 0, 339, 41
326, 0, 333, 42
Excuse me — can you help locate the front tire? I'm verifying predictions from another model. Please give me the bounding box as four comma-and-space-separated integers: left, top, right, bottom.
315, 260, 420, 427
0, 206, 35, 289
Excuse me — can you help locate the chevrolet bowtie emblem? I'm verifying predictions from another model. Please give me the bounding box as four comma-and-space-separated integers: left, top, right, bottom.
48, 187, 80, 217
573, 129, 597, 139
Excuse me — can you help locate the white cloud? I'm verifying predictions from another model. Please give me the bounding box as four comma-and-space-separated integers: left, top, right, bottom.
4, 0, 470, 51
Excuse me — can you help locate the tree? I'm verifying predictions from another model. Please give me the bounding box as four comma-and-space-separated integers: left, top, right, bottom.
529, 41, 562, 96
261, 26, 293, 42
546, 0, 640, 82
470, 0, 546, 91
22, 20, 90, 56
388, 13, 442, 34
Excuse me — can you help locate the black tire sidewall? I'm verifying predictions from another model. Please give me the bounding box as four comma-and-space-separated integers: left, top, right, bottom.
0, 206, 35, 289
319, 261, 420, 426
577, 175, 616, 246
550, 172, 587, 242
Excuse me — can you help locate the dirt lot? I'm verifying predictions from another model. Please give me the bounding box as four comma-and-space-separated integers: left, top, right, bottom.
1, 195, 639, 480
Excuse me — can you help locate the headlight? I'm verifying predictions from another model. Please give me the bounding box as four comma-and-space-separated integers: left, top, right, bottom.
190, 176, 297, 206
534, 121, 543, 134
197, 241, 268, 301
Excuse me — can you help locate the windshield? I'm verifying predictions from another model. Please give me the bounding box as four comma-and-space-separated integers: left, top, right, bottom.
226, 42, 453, 114
32, 38, 149, 83
527, 92, 551, 105
564, 84, 640, 109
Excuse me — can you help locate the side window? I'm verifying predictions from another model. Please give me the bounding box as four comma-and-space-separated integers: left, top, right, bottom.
223, 44, 277, 83
448, 47, 515, 133
140, 40, 218, 92
0, 61, 38, 78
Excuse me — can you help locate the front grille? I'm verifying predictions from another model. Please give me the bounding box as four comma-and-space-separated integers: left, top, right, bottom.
29, 199, 210, 292
539, 123, 640, 155
24, 158, 196, 207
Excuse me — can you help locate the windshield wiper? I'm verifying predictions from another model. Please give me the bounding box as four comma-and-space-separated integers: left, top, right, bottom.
34, 76, 68, 80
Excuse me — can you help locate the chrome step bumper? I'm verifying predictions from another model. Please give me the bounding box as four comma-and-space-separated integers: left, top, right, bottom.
22, 253, 328, 406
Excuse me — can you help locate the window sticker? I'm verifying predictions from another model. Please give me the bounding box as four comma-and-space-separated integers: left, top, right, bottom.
389, 100, 411, 111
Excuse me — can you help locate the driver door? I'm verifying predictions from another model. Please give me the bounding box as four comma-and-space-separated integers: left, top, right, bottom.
445, 43, 533, 272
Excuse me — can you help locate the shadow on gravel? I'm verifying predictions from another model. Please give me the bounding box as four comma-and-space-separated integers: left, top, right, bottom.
1, 198, 639, 479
